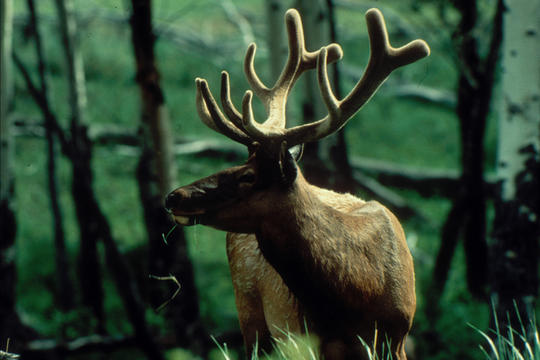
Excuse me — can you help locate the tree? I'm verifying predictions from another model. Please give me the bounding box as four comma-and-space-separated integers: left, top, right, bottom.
265, 0, 288, 81
54, 0, 105, 334
490, 0, 540, 335
294, 0, 332, 187
0, 0, 40, 352
129, 0, 207, 354
53, 0, 165, 357
427, 0, 504, 311
26, 0, 75, 318
0, 0, 18, 343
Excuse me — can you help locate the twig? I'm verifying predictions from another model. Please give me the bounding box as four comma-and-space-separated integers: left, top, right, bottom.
149, 274, 182, 312
220, 0, 254, 48
161, 224, 177, 245
12, 52, 69, 151
0, 339, 20, 360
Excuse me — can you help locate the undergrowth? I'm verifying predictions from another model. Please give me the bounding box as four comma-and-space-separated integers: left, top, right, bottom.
210, 315, 540, 360
471, 308, 539, 360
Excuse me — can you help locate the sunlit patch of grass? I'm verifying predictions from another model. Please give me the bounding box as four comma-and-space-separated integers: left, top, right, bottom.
357, 328, 395, 360
213, 330, 320, 360
214, 328, 400, 360
268, 330, 320, 360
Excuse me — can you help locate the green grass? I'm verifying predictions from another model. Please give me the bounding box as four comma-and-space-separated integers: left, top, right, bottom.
471, 313, 540, 360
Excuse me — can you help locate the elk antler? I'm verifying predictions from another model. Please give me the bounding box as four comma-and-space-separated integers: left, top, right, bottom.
196, 8, 430, 151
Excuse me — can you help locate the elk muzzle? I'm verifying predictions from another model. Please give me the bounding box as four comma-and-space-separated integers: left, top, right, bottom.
165, 185, 211, 226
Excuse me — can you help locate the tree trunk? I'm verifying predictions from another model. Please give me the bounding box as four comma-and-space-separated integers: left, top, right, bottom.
325, 0, 354, 193
26, 0, 74, 315
294, 0, 354, 192
0, 0, 18, 344
294, 0, 330, 187
54, 0, 105, 334
265, 0, 287, 82
55, 2, 164, 358
428, 0, 503, 309
129, 0, 206, 354
490, 0, 540, 336
1, 0, 40, 353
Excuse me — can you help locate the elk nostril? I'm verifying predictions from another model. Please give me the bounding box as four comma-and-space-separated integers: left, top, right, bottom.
165, 192, 181, 210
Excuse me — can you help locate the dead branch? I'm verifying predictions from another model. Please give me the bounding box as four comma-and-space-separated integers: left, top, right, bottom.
351, 157, 460, 197
351, 170, 420, 220
342, 64, 455, 109
14, 118, 495, 199
21, 330, 243, 358
390, 84, 456, 109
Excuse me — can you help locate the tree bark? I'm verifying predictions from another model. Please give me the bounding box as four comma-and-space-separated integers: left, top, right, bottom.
129, 0, 206, 354
265, 0, 287, 82
294, 0, 355, 193
54, 0, 105, 334
490, 0, 540, 336
428, 0, 503, 308
1, 0, 41, 353
325, 0, 355, 193
294, 0, 330, 187
26, 0, 74, 315
54, 1, 164, 358
0, 0, 18, 345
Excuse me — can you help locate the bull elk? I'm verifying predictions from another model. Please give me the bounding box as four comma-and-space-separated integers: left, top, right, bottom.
165, 8, 429, 360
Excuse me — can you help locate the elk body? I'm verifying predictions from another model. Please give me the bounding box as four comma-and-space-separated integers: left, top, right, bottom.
166, 8, 429, 360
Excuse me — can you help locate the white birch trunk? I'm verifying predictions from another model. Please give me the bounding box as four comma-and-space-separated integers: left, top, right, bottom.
266, 0, 288, 82
1, 0, 13, 202
491, 0, 540, 329
497, 1, 540, 200
55, 0, 87, 126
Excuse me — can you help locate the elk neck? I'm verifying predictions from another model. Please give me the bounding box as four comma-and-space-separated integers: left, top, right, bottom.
254, 171, 381, 323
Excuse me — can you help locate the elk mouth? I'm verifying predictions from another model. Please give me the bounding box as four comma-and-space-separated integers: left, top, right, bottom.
169, 209, 205, 226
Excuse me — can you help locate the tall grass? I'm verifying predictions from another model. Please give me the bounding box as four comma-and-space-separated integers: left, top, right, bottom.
471, 312, 540, 360
214, 329, 396, 360
213, 315, 540, 360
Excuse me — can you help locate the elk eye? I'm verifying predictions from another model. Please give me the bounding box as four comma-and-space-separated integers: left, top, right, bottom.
238, 172, 256, 184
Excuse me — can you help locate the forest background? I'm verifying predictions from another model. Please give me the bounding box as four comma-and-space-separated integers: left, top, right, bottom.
1, 0, 539, 359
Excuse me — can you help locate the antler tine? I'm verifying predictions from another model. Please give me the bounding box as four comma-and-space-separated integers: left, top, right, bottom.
241, 8, 343, 133
220, 71, 244, 129
244, 44, 271, 103
195, 78, 252, 146
281, 8, 430, 147
242, 8, 305, 125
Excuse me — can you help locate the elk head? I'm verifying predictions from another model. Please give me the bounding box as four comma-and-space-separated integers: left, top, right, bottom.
165, 8, 429, 232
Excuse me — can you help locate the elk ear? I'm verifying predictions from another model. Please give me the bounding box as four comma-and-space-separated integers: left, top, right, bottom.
248, 141, 261, 156
289, 144, 304, 162
279, 141, 298, 187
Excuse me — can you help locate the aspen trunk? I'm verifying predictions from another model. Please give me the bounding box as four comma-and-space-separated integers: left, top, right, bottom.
0, 0, 17, 342
295, 0, 330, 187
55, 2, 164, 358
54, 0, 105, 333
129, 0, 206, 354
428, 0, 503, 312
490, 0, 540, 335
325, 0, 354, 193
0, 0, 40, 351
294, 0, 353, 192
265, 0, 287, 82
26, 0, 74, 314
